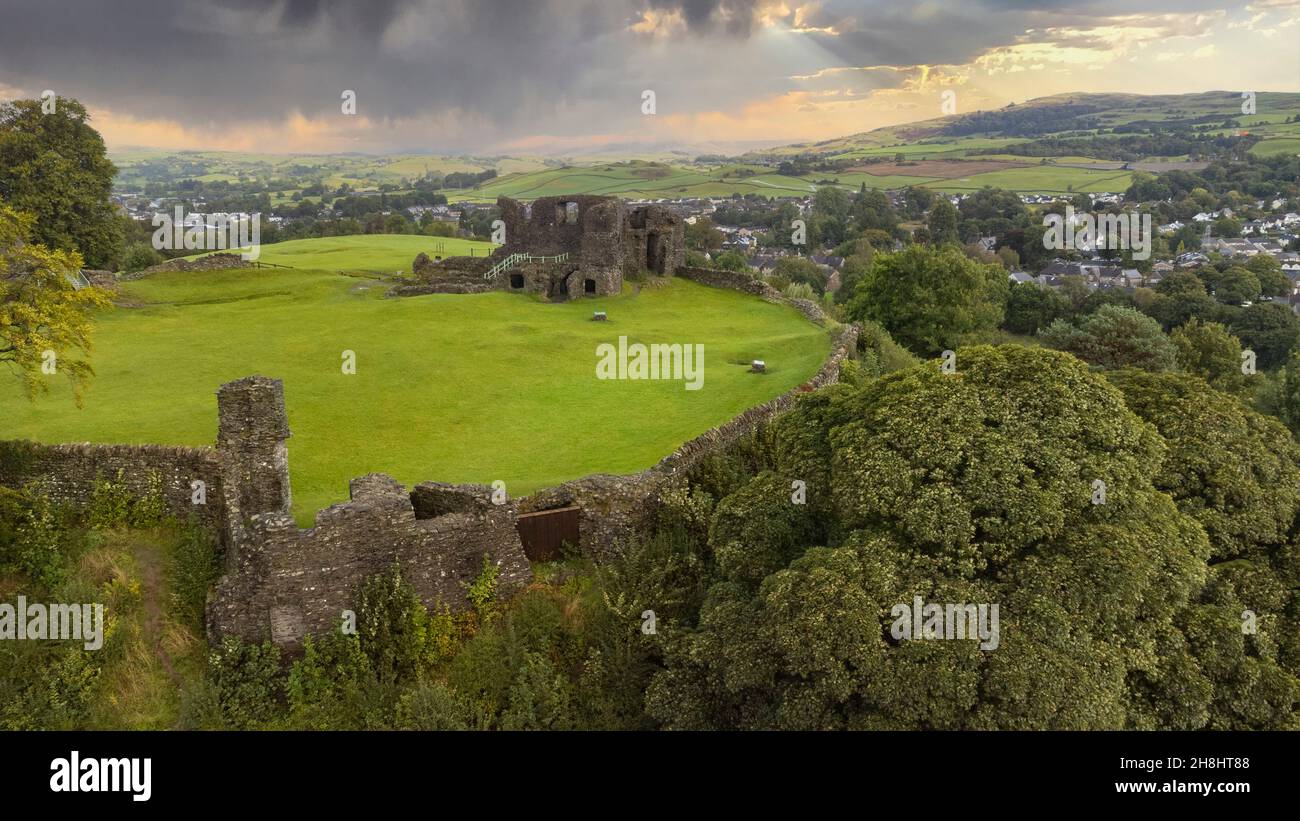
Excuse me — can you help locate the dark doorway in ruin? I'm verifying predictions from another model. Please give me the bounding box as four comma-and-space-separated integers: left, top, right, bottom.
584, 278, 596, 294
556, 201, 579, 225
548, 272, 573, 301
647, 231, 663, 274
510, 273, 524, 289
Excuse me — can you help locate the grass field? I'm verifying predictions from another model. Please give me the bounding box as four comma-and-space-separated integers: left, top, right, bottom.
196, 233, 497, 273
4, 266, 831, 524
438, 159, 1135, 202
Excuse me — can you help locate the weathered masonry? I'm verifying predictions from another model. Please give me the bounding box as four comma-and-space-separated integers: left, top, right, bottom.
401, 195, 686, 301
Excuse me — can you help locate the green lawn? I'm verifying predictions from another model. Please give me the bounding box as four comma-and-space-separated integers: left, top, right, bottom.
4, 269, 831, 524
196, 233, 497, 273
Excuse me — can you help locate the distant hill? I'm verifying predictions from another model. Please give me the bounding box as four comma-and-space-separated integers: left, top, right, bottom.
744, 91, 1300, 162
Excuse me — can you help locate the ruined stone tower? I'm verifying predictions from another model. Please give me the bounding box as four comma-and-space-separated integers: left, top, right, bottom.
216, 376, 292, 554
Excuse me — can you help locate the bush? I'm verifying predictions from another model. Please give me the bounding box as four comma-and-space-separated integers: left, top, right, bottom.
167, 520, 220, 631
87, 471, 132, 530
119, 241, 162, 273
395, 681, 476, 730
204, 637, 285, 729
0, 486, 70, 588
127, 471, 168, 528
465, 554, 500, 624
286, 632, 384, 730
357, 565, 439, 685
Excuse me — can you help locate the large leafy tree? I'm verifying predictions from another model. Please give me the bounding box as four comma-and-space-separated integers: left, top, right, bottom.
1230, 302, 1300, 370
1, 204, 111, 402
649, 348, 1193, 728
1039, 304, 1178, 372
0, 97, 121, 268
1107, 369, 1300, 727
845, 244, 1007, 356
646, 347, 1300, 729
1170, 318, 1246, 394
1003, 281, 1069, 335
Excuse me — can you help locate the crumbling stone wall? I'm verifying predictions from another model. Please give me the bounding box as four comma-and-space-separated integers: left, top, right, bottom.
207, 473, 532, 645
404, 195, 685, 302
623, 205, 686, 279
120, 252, 250, 281
0, 440, 226, 532
677, 265, 831, 324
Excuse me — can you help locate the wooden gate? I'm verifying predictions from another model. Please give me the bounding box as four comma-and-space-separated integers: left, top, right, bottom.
515, 505, 580, 562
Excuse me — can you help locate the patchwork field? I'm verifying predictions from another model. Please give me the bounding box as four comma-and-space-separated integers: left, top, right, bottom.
440, 159, 1135, 201
848, 159, 1031, 178
3, 263, 832, 524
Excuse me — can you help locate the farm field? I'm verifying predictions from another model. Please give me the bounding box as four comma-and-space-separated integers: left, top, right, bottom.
441, 158, 1136, 202
3, 263, 832, 524
194, 233, 497, 273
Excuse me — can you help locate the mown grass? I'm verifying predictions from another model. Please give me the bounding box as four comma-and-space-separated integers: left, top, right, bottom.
3, 265, 831, 523
195, 233, 498, 273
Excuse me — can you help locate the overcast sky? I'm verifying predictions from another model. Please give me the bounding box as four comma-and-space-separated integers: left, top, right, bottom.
0, 0, 1297, 155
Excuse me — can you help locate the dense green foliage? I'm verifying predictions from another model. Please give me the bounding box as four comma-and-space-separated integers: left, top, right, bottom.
846, 245, 1008, 356
1039, 304, 1179, 371
638, 346, 1299, 729
0, 98, 121, 267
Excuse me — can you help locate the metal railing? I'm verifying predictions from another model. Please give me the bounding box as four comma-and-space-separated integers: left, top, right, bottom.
483, 252, 569, 280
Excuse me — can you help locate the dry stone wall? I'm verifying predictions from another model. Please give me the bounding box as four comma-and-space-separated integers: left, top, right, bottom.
0, 440, 226, 532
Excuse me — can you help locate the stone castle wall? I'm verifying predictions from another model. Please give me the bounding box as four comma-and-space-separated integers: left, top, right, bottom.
207, 474, 532, 646
0, 439, 227, 533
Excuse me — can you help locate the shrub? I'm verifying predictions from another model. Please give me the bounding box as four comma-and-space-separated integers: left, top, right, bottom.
119, 241, 162, 273
394, 681, 476, 730
87, 470, 132, 530
167, 520, 220, 631
286, 632, 383, 730
127, 471, 168, 528
465, 554, 500, 624
204, 637, 285, 729
358, 565, 438, 685
1, 486, 70, 588
499, 652, 576, 730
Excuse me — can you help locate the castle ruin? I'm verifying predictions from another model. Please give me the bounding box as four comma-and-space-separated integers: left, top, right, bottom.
402, 195, 685, 301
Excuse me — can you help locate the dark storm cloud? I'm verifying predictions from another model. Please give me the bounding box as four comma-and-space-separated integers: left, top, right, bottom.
0, 0, 1252, 149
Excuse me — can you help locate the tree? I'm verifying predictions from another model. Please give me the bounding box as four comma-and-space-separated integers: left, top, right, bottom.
1246, 254, 1289, 298
772, 257, 826, 295
711, 250, 751, 274
926, 199, 960, 245
1039, 304, 1178, 371
1230, 302, 1300, 370
1107, 370, 1300, 562
120, 241, 162, 273
1149, 270, 1218, 330
685, 218, 724, 253
1214, 266, 1261, 305
1170, 318, 1246, 393
1, 204, 111, 402
1003, 281, 1069, 335
834, 254, 871, 305
646, 346, 1243, 729
845, 245, 1007, 356
0, 97, 121, 268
